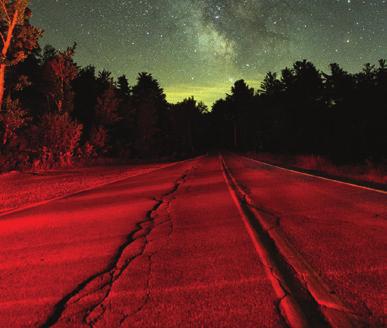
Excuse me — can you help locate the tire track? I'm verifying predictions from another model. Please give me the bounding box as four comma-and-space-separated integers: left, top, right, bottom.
220, 155, 366, 328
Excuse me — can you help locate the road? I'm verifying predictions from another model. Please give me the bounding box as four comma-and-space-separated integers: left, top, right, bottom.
0, 154, 385, 327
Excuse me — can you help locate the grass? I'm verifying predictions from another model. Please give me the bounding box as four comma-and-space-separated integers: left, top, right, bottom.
246, 152, 387, 187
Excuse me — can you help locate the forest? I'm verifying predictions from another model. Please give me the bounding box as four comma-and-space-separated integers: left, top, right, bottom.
0, 2, 386, 171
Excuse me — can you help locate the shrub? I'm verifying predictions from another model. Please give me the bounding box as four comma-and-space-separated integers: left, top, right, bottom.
89, 125, 108, 155
0, 98, 30, 146
39, 112, 82, 166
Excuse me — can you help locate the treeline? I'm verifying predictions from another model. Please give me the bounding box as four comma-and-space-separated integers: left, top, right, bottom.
211, 60, 387, 163
1, 43, 210, 169
1, 2, 386, 170
2, 49, 387, 170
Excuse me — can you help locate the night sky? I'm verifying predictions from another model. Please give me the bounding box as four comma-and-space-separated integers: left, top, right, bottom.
30, 0, 387, 106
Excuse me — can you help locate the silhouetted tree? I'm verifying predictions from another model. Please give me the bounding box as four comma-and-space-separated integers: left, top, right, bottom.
132, 72, 168, 158
96, 69, 113, 94
169, 97, 208, 155
114, 74, 135, 157
1, 6, 386, 174
117, 74, 130, 98
210, 98, 233, 148
72, 65, 98, 139
209, 80, 254, 150
227, 79, 254, 149
8, 47, 43, 119
90, 86, 121, 155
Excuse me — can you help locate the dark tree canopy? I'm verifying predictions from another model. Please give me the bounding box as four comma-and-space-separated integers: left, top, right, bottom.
0, 4, 385, 170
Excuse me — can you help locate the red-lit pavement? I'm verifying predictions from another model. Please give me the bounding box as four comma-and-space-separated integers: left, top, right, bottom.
223, 153, 387, 327
0, 154, 385, 327
0, 159, 198, 327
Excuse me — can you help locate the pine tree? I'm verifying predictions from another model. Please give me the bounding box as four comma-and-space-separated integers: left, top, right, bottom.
91, 86, 121, 154
227, 80, 254, 149
132, 72, 167, 158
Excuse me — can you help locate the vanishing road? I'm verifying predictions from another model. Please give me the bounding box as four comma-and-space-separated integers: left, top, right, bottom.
0, 154, 386, 327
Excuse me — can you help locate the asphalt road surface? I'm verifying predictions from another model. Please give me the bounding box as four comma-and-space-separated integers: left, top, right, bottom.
0, 154, 385, 327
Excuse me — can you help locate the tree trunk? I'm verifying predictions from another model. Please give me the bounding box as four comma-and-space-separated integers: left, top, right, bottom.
0, 64, 6, 110
3, 125, 9, 145
0, 7, 19, 110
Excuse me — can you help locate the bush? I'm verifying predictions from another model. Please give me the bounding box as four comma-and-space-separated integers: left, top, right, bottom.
89, 125, 108, 155
38, 112, 82, 167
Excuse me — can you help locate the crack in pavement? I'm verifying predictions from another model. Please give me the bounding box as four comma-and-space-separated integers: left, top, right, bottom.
87, 169, 193, 327
221, 155, 368, 328
220, 158, 307, 327
232, 160, 376, 323
84, 206, 157, 327
119, 172, 190, 326
42, 165, 195, 328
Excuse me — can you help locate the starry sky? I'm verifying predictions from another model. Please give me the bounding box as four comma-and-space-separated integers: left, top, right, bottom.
30, 0, 387, 106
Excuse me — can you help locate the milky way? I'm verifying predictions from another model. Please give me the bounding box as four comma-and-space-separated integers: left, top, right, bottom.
30, 0, 387, 105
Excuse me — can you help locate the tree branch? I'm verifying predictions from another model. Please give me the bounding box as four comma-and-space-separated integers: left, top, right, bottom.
2, 5, 18, 57
0, 0, 11, 24
0, 31, 5, 45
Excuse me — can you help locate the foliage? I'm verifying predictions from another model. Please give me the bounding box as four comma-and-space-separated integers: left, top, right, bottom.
0, 0, 42, 109
89, 125, 107, 155
95, 87, 121, 125
37, 112, 82, 167
169, 97, 208, 154
1, 1, 385, 170
42, 44, 78, 112
209, 59, 387, 163
0, 95, 29, 145
132, 72, 168, 158
0, 1, 42, 65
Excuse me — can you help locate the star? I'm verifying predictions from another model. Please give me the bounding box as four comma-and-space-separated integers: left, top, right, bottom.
29, 0, 387, 106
